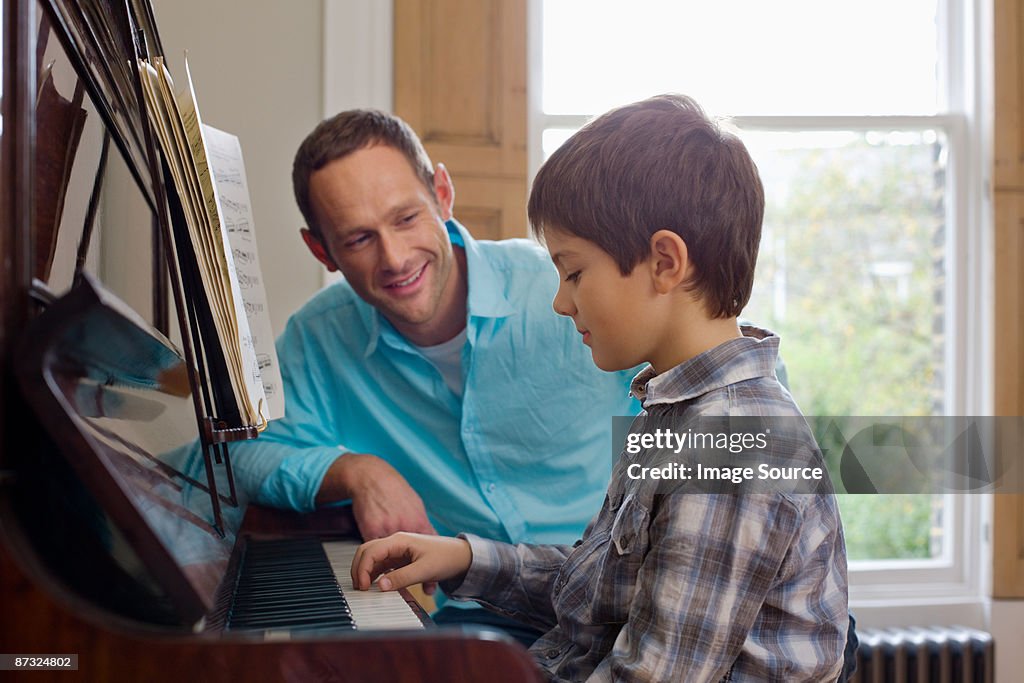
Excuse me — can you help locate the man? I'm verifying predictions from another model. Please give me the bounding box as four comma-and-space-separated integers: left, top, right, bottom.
231, 109, 637, 640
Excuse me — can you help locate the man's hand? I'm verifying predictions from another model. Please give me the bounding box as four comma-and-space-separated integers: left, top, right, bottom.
317, 453, 436, 541
351, 532, 472, 593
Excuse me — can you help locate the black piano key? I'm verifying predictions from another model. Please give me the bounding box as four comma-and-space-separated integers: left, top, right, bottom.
235, 582, 337, 592
233, 584, 344, 599
236, 571, 338, 585
235, 577, 337, 592
229, 613, 356, 630
227, 537, 357, 634
230, 600, 352, 617
230, 620, 356, 632
231, 609, 353, 625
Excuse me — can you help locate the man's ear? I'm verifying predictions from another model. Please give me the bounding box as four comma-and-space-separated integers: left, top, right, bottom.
648, 229, 692, 294
301, 228, 339, 272
433, 162, 455, 221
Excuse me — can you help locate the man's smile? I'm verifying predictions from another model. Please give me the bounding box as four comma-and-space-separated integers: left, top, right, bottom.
384, 263, 428, 292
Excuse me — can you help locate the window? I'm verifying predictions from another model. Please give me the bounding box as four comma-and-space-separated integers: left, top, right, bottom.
531, 0, 987, 616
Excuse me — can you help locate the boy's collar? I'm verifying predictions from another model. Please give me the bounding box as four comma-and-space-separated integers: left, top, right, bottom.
630, 325, 780, 406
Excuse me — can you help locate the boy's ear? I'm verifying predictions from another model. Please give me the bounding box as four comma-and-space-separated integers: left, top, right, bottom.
648, 229, 692, 294
301, 227, 339, 272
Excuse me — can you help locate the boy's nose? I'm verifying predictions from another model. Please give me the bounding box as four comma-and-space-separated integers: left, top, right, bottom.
552, 285, 576, 317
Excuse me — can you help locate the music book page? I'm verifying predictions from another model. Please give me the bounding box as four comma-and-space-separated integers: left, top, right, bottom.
137, 55, 271, 430
198, 122, 284, 421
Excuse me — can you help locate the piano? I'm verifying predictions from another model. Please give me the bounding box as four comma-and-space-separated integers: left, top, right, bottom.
0, 0, 544, 680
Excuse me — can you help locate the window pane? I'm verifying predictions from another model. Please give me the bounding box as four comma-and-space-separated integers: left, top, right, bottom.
739, 129, 948, 561
741, 129, 947, 418
542, 128, 577, 160
543, 0, 939, 116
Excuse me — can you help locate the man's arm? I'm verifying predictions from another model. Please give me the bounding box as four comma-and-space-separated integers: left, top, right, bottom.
316, 453, 435, 539
233, 313, 435, 540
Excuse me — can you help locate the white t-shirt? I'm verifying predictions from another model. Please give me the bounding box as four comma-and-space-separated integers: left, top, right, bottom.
415, 327, 467, 397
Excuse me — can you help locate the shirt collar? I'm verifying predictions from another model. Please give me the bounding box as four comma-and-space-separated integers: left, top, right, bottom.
454, 219, 517, 320
359, 219, 516, 357
630, 324, 781, 407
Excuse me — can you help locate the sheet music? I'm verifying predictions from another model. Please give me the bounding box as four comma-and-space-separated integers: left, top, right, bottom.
137, 53, 271, 429
200, 122, 284, 421
178, 58, 268, 428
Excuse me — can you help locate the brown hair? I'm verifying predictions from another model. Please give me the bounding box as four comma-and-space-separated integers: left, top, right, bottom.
293, 109, 435, 235
528, 93, 764, 318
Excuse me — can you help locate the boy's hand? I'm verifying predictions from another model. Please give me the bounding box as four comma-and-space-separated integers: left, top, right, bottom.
351, 532, 472, 592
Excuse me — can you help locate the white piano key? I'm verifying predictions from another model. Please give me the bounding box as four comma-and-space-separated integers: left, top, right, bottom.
322, 540, 425, 630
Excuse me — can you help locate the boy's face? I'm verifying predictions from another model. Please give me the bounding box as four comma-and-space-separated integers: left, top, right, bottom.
544, 228, 659, 372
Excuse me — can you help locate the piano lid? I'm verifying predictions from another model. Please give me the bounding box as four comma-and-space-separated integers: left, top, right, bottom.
32, 2, 160, 311
39, 0, 162, 213
15, 271, 246, 627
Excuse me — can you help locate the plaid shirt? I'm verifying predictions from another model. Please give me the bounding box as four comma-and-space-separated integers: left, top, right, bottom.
446, 326, 848, 682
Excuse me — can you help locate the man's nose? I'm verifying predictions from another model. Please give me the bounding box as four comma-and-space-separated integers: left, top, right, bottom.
378, 230, 412, 272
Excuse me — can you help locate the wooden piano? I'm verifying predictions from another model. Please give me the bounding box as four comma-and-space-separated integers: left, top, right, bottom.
0, 0, 545, 680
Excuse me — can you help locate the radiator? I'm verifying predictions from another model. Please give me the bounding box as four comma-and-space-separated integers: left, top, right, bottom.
851, 626, 994, 683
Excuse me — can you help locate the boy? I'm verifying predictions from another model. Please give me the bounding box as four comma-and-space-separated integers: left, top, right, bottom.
351, 94, 849, 681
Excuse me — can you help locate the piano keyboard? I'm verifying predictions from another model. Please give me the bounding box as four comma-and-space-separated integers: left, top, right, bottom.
226, 537, 424, 635
323, 540, 426, 631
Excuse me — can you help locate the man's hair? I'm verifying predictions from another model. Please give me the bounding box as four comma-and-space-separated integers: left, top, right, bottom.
292, 109, 436, 235
528, 93, 764, 318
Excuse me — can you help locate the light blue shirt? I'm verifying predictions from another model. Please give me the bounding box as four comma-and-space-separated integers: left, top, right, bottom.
231, 220, 639, 547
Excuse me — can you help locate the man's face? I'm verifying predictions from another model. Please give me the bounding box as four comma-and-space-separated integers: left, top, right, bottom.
304, 145, 460, 343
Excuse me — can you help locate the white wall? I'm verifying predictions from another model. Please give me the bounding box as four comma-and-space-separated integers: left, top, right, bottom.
99, 1, 395, 333
144, 0, 325, 335
992, 600, 1024, 683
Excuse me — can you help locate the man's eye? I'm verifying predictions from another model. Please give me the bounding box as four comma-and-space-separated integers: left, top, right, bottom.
345, 234, 371, 248
565, 271, 581, 283
400, 212, 418, 224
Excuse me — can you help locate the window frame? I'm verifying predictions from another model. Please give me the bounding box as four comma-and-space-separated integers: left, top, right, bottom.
528, 0, 991, 627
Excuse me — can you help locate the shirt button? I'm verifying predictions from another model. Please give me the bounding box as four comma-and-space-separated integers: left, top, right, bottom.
546, 649, 560, 659
487, 483, 496, 493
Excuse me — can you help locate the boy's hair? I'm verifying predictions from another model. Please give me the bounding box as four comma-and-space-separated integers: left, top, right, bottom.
293, 109, 436, 235
528, 93, 764, 318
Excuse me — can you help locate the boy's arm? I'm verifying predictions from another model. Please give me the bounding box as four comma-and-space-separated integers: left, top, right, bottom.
589, 493, 843, 682
351, 532, 472, 591
441, 534, 573, 631
351, 532, 573, 631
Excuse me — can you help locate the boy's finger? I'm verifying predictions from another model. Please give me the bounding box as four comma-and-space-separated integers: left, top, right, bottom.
352, 536, 413, 589
351, 543, 369, 589
351, 538, 391, 589
377, 564, 421, 592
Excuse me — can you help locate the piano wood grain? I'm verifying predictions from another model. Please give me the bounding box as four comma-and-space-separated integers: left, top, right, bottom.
0, 499, 544, 682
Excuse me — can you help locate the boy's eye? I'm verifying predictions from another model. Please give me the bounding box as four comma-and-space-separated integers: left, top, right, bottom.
565, 270, 581, 283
